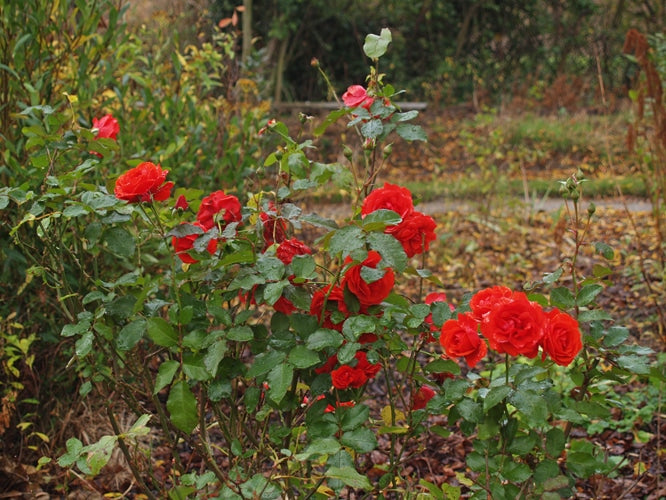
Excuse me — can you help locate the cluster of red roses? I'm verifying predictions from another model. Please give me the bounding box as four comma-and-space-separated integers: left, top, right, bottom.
439, 285, 583, 369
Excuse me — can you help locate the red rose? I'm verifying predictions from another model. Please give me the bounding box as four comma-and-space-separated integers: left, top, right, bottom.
342, 250, 395, 307
324, 400, 355, 413
114, 162, 174, 203
277, 238, 312, 265
315, 353, 338, 374
174, 195, 189, 211
480, 292, 545, 358
93, 114, 119, 140
354, 351, 381, 379
260, 202, 288, 247
387, 211, 437, 257
440, 312, 487, 368
342, 85, 374, 110
273, 296, 297, 315
172, 222, 217, 264
310, 285, 349, 331
331, 365, 367, 390
361, 182, 414, 219
412, 386, 436, 410
469, 285, 513, 322
541, 309, 582, 366
196, 191, 242, 231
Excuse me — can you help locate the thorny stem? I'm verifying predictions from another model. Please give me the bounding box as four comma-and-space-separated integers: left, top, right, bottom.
106, 403, 159, 498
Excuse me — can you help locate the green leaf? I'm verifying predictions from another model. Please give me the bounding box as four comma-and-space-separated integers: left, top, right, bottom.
340, 403, 370, 431
75, 332, 94, 357
483, 385, 511, 412
342, 315, 376, 341
267, 363, 293, 403
502, 461, 532, 482
226, 326, 253, 342
594, 241, 614, 259
182, 354, 210, 381
203, 340, 227, 376
363, 28, 392, 60
337, 342, 360, 365
616, 354, 651, 375
325, 466, 372, 490
314, 108, 347, 136
396, 123, 427, 142
393, 110, 419, 122
367, 232, 407, 272
84, 435, 118, 475
167, 381, 198, 434
550, 287, 575, 309
603, 326, 629, 347
306, 329, 344, 351
288, 345, 320, 369
328, 225, 365, 257
361, 209, 401, 231
576, 284, 603, 306
154, 360, 179, 394
360, 119, 383, 139
341, 427, 377, 453
578, 309, 612, 322
546, 427, 565, 457
116, 318, 146, 350
294, 437, 341, 460
247, 351, 286, 378
147, 317, 178, 347
103, 227, 135, 258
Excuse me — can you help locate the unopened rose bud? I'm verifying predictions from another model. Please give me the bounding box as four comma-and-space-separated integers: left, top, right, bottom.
587, 202, 596, 216
310, 57, 319, 68
363, 137, 376, 151
343, 145, 353, 160
382, 143, 393, 159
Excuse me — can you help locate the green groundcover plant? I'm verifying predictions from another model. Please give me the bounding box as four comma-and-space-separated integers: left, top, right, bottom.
2, 29, 661, 498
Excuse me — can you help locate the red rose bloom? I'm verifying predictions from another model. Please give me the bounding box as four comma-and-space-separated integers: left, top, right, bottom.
172, 222, 217, 264
310, 285, 349, 331
277, 238, 312, 265
361, 182, 414, 219
480, 292, 545, 358
315, 353, 338, 374
541, 309, 582, 366
114, 162, 174, 203
324, 400, 355, 413
387, 211, 437, 257
260, 202, 288, 247
354, 351, 381, 378
470, 286, 513, 322
174, 195, 189, 211
93, 114, 120, 140
331, 365, 367, 390
342, 85, 374, 110
440, 312, 487, 368
273, 296, 297, 315
412, 386, 436, 410
342, 250, 395, 307
196, 191, 242, 231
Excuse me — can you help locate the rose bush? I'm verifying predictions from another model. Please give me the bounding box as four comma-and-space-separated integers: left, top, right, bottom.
3, 28, 656, 499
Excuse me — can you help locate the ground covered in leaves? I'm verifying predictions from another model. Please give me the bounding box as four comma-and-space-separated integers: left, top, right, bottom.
3, 108, 664, 498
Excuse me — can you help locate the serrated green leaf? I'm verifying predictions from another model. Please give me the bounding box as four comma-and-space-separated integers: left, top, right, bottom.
116, 319, 146, 350
550, 287, 575, 309
367, 232, 407, 272
103, 227, 135, 258
396, 123, 427, 141
576, 284, 603, 306
578, 309, 612, 322
360, 119, 383, 139
483, 385, 511, 412
267, 363, 293, 403
325, 466, 372, 489
247, 351, 286, 378
306, 329, 344, 351
341, 427, 377, 453
294, 437, 341, 460
167, 381, 198, 433
147, 317, 178, 347
288, 345, 320, 368
154, 360, 179, 394
546, 427, 565, 457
